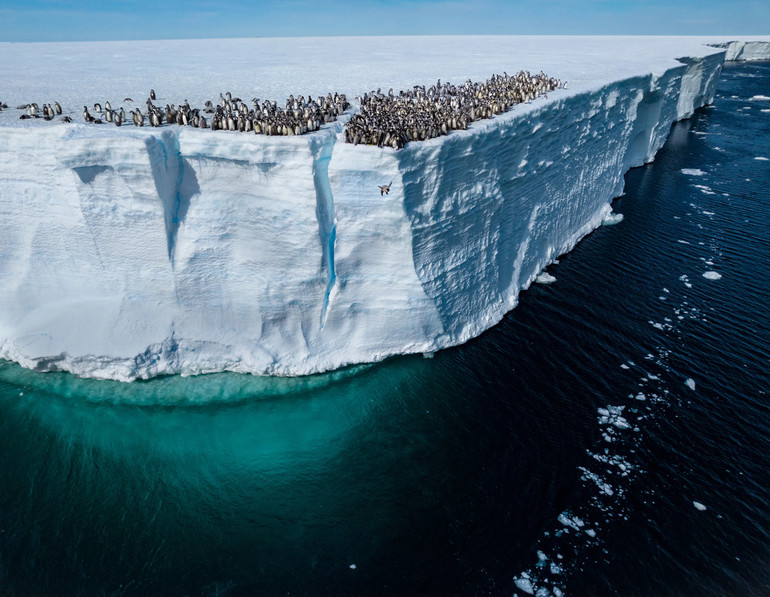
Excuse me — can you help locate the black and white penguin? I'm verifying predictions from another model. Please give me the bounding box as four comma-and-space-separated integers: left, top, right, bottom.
54, 101, 62, 115
150, 89, 156, 100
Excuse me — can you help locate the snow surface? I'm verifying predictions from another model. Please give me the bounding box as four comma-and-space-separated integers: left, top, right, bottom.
1, 37, 769, 380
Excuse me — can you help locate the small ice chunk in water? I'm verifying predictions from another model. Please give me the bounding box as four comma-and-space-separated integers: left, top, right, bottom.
703, 271, 722, 280
349, 564, 357, 569
536, 272, 557, 284
602, 212, 624, 226
514, 575, 535, 594
685, 378, 696, 390
681, 168, 705, 176
755, 157, 769, 161
558, 512, 585, 531
693, 501, 707, 511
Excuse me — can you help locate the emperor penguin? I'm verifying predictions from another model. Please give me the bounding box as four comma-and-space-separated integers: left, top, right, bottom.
150, 89, 156, 100
54, 101, 62, 115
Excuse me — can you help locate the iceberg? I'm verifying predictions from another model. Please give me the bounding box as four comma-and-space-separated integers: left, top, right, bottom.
1, 36, 769, 381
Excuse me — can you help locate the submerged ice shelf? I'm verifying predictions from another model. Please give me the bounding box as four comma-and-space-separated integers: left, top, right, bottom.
1, 36, 769, 381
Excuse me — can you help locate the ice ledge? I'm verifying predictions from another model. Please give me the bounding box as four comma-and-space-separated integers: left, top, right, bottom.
1, 39, 769, 381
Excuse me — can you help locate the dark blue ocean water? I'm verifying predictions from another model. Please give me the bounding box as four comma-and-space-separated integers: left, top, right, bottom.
0, 61, 768, 597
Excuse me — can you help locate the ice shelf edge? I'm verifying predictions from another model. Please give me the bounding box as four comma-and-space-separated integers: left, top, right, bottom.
1, 40, 768, 381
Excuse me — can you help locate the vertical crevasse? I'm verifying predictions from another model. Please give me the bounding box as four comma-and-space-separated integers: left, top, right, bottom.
146, 130, 199, 266
311, 131, 339, 330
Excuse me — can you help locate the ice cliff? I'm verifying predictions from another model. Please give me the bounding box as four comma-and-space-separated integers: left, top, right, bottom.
1, 37, 769, 380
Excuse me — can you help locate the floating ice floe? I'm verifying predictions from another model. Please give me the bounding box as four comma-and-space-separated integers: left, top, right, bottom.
693, 501, 707, 511
702, 271, 722, 280
579, 467, 615, 496
681, 168, 706, 176
755, 156, 769, 161
693, 184, 717, 195
514, 574, 535, 595
748, 95, 770, 101
601, 211, 624, 225
685, 378, 696, 390
536, 272, 557, 284
598, 405, 630, 429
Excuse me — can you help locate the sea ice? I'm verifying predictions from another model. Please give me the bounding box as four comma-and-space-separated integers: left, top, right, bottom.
557, 512, 585, 531
755, 157, 769, 161
694, 184, 717, 195
514, 575, 535, 595
693, 501, 707, 511
703, 271, 722, 280
536, 272, 557, 284
681, 168, 706, 176
685, 378, 696, 390
601, 212, 624, 225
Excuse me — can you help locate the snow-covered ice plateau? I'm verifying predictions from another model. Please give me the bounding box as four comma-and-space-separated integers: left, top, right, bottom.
1, 36, 769, 380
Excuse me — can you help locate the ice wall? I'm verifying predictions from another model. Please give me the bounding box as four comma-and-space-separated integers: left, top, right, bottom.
1, 39, 768, 380
713, 40, 770, 61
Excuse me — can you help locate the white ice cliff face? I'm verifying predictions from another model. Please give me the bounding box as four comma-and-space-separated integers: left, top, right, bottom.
1, 38, 768, 380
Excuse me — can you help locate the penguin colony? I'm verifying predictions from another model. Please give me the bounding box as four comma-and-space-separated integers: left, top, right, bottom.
78, 90, 351, 135
3, 70, 564, 148
8, 90, 349, 135
344, 71, 564, 149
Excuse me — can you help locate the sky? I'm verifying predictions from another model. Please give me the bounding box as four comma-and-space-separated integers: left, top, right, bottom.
0, 0, 768, 42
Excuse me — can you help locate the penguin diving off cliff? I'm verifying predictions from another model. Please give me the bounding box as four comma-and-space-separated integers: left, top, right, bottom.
378, 181, 392, 196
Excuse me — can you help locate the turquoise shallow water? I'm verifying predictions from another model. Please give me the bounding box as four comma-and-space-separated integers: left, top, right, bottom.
1, 61, 769, 596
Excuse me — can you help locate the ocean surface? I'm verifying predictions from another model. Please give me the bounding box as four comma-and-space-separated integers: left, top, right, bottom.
0, 61, 768, 597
